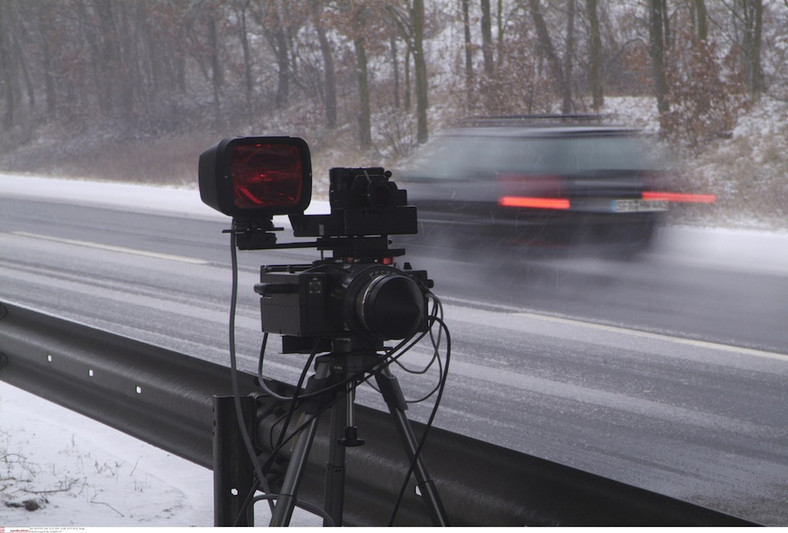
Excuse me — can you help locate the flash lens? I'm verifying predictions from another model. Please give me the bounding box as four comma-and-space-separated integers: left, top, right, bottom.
231, 143, 305, 210
199, 136, 311, 218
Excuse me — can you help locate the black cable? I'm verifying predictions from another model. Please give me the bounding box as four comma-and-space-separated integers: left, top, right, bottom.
375, 294, 446, 404
402, 347, 443, 404
255, 332, 298, 401
391, 295, 444, 377
269, 342, 320, 457
401, 295, 446, 404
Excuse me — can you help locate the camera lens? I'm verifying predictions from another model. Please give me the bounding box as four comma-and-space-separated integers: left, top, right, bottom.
355, 272, 425, 340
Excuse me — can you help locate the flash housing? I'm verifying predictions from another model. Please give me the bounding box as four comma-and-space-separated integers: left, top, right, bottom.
199, 136, 312, 218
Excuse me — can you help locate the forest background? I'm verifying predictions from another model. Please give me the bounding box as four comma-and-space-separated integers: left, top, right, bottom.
0, 0, 786, 228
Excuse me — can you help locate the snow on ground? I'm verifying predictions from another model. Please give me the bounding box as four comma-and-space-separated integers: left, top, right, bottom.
0, 174, 224, 221
0, 382, 322, 527
0, 382, 213, 526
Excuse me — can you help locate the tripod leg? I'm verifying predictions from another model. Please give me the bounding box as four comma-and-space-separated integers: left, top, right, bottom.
269, 413, 320, 526
375, 367, 449, 526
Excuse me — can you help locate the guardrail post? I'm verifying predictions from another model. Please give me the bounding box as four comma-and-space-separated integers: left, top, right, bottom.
213, 395, 256, 526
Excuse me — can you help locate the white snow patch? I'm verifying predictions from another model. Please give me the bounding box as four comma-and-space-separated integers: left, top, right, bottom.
0, 381, 322, 527
0, 382, 212, 526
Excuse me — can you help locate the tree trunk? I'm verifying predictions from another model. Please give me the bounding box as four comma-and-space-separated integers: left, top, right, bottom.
496, 0, 504, 69
586, 0, 603, 111
312, 0, 337, 127
239, 0, 254, 117
648, 0, 670, 121
207, 14, 223, 122
116, 3, 135, 117
94, 0, 121, 114
480, 0, 494, 76
741, 0, 764, 99
693, 0, 708, 41
354, 34, 371, 147
0, 4, 15, 129
274, 25, 289, 106
412, 0, 428, 144
527, 0, 567, 109
404, 48, 411, 111
352, 5, 371, 148
562, 0, 576, 113
390, 34, 400, 109
462, 0, 474, 105
752, 0, 763, 97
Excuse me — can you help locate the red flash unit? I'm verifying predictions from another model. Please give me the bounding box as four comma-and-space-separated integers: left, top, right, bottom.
199, 136, 312, 218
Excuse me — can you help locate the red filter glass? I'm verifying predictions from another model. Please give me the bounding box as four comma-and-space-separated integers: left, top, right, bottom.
231, 143, 305, 210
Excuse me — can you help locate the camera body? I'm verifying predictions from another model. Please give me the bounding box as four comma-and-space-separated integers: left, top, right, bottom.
255, 262, 430, 344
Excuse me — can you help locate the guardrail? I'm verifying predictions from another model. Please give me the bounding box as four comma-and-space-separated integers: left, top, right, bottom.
0, 301, 755, 526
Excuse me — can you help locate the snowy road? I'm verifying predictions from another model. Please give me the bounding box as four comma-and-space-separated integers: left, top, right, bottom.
1, 176, 787, 525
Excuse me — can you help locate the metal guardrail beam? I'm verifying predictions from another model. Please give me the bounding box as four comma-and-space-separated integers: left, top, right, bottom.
0, 301, 755, 526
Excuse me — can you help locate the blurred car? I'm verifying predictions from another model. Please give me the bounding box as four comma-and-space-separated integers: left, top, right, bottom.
399, 116, 679, 256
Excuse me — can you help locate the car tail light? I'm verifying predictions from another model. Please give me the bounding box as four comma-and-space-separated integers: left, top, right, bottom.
642, 191, 716, 203
497, 174, 571, 210
499, 196, 571, 209
638, 169, 716, 204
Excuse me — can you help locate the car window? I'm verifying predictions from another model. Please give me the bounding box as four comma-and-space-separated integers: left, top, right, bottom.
408, 132, 656, 180
551, 135, 654, 173
426, 136, 505, 179
413, 135, 557, 179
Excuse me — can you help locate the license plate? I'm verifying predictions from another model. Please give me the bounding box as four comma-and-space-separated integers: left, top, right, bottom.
612, 199, 668, 213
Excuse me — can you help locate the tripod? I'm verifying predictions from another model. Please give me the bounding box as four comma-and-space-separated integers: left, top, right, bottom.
268, 348, 448, 526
